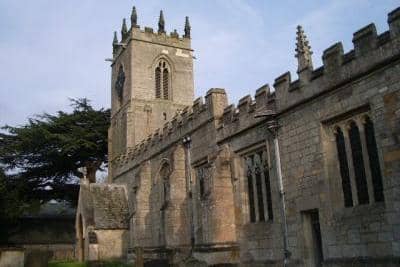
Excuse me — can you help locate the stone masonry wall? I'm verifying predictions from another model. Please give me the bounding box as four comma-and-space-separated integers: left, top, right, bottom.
109, 7, 400, 267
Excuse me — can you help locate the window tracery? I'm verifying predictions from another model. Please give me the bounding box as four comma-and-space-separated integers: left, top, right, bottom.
331, 114, 384, 207
155, 59, 170, 100
244, 150, 273, 223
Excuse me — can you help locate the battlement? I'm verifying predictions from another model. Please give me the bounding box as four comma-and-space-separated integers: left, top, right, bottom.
217, 7, 400, 141
112, 7, 192, 57
111, 6, 400, 177
218, 84, 276, 140
111, 88, 228, 177
271, 7, 400, 111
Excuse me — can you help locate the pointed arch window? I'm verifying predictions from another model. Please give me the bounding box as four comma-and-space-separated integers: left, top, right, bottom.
155, 60, 170, 100
244, 150, 273, 223
331, 113, 384, 208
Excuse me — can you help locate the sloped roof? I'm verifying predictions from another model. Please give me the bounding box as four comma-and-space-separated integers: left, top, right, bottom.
79, 183, 129, 230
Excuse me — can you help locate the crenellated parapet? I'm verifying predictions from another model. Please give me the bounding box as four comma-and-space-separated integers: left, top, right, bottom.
111, 88, 228, 178
217, 84, 276, 141
112, 6, 192, 59
272, 7, 400, 112
111, 6, 400, 178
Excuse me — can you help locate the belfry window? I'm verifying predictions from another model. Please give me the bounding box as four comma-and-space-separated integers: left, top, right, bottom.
332, 114, 384, 207
155, 67, 161, 98
244, 150, 273, 223
155, 60, 170, 100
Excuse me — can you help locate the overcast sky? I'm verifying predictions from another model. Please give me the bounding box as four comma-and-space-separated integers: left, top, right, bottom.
0, 0, 398, 127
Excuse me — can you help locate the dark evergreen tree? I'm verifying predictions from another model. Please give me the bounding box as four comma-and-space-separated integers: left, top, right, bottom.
0, 98, 110, 207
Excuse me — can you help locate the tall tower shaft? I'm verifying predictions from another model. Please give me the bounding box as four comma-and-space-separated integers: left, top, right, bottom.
109, 9, 194, 166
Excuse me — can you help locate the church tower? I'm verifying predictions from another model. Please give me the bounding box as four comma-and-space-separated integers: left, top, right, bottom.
109, 7, 194, 163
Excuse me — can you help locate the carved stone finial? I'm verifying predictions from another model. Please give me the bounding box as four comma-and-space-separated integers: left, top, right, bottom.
131, 6, 137, 27
113, 31, 118, 54
121, 18, 128, 39
295, 25, 313, 73
184, 16, 191, 38
158, 10, 165, 34
113, 31, 118, 45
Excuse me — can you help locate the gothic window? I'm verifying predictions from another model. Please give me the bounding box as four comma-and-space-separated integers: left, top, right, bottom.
244, 150, 273, 223
196, 164, 212, 200
331, 113, 384, 207
159, 163, 170, 209
335, 127, 353, 207
154, 60, 170, 100
115, 66, 125, 102
364, 116, 384, 202
349, 121, 369, 205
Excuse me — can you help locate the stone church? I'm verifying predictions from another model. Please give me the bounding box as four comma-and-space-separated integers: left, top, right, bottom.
76, 5, 400, 266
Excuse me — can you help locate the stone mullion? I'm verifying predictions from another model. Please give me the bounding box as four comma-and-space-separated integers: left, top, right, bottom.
356, 117, 375, 204
343, 123, 359, 206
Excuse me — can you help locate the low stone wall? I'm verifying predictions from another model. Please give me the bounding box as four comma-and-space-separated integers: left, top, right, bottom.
0, 249, 25, 267
23, 244, 75, 261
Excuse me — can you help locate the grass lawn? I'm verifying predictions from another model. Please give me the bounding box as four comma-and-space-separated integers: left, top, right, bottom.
48, 262, 87, 267
48, 261, 132, 267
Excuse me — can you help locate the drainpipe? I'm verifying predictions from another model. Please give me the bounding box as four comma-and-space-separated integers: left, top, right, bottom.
183, 136, 195, 250
255, 111, 290, 266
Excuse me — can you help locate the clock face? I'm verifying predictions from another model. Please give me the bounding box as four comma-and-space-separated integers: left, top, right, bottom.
115, 66, 125, 101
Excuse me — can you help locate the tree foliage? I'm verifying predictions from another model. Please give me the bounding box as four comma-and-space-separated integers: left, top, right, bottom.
0, 98, 110, 207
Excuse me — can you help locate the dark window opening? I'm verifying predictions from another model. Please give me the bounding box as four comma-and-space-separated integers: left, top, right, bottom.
364, 117, 384, 202
255, 165, 265, 221
245, 151, 273, 223
155, 67, 161, 98
349, 121, 369, 205
163, 68, 169, 99
155, 60, 170, 100
264, 168, 274, 220
335, 127, 353, 207
246, 157, 256, 223
196, 166, 210, 200
199, 174, 205, 198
